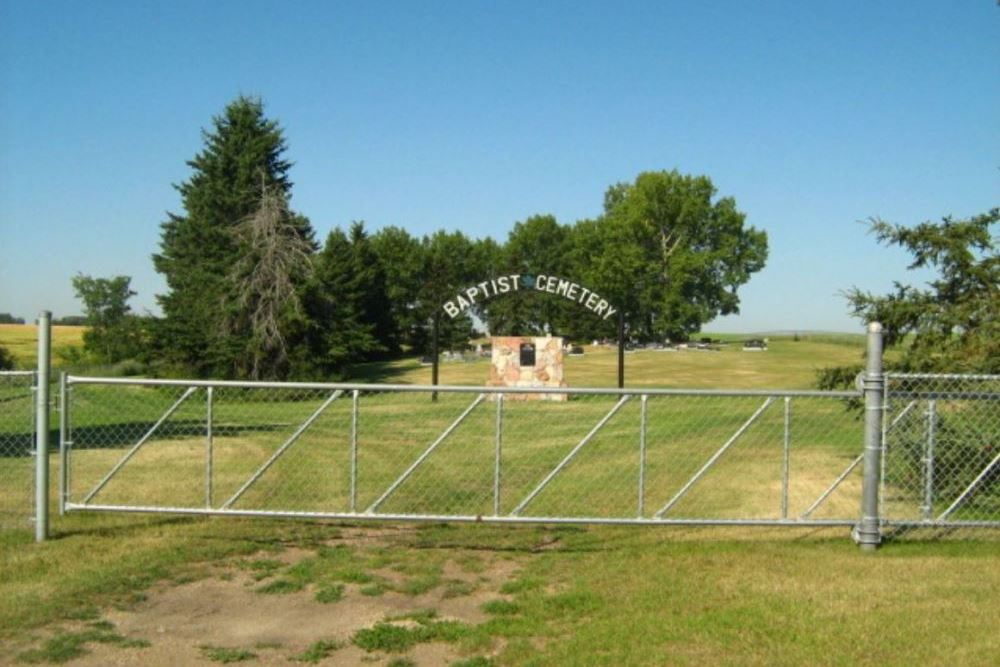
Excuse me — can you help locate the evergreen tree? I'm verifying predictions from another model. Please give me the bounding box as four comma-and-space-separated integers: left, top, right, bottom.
153, 96, 302, 377
302, 224, 389, 376
421, 230, 479, 353
347, 222, 398, 357
819, 208, 999, 381
370, 226, 426, 350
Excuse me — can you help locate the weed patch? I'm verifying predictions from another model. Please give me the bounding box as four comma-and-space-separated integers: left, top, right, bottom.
396, 573, 440, 596
200, 645, 257, 663
360, 582, 386, 596
499, 575, 544, 595
353, 623, 417, 653
17, 622, 149, 664
255, 578, 304, 594
237, 558, 284, 582
352, 615, 476, 654
314, 582, 345, 604
291, 639, 343, 663
451, 658, 494, 667
443, 579, 477, 598
481, 599, 519, 616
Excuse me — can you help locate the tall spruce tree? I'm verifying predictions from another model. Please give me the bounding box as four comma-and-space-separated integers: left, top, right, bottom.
153, 96, 301, 377
301, 224, 391, 376
347, 222, 398, 357
370, 226, 425, 350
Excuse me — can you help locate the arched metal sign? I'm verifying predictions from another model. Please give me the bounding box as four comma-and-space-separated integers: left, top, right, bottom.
442, 274, 618, 321
431, 274, 627, 392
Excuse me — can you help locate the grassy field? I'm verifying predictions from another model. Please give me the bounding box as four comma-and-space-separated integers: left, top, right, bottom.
0, 324, 866, 387
351, 333, 868, 389
1, 332, 997, 665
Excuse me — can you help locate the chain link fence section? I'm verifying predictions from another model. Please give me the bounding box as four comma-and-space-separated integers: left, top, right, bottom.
882, 373, 1000, 530
0, 371, 36, 530
63, 377, 867, 528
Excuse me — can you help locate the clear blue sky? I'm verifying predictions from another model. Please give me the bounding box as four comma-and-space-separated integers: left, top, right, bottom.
1, 1, 997, 332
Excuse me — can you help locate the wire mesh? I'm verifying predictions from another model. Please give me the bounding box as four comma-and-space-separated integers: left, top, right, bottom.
882, 374, 1000, 532
0, 371, 36, 530
64, 378, 872, 527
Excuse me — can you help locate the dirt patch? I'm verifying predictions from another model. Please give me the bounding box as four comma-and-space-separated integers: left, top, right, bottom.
332, 524, 423, 548
58, 543, 520, 666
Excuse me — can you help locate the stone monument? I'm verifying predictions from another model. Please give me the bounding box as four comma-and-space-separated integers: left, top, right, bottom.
487, 335, 567, 401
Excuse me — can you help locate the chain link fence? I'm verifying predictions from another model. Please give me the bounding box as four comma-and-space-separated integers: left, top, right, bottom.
62, 377, 866, 526
0, 371, 36, 530
882, 373, 1000, 533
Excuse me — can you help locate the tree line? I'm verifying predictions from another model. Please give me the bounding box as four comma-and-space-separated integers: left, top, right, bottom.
67, 96, 995, 382
67, 96, 769, 380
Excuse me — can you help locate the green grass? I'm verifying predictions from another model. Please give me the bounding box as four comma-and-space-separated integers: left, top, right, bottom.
387, 658, 417, 667
451, 658, 494, 667
353, 622, 421, 653
291, 639, 343, 663
0, 514, 997, 665
352, 616, 476, 654
349, 334, 869, 390
1, 335, 998, 665
255, 578, 304, 594
16, 620, 149, 664
199, 645, 258, 663
314, 582, 345, 603
481, 599, 519, 616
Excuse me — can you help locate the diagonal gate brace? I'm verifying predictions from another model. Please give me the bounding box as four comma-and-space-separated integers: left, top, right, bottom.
366, 393, 486, 513
82, 386, 198, 504
937, 451, 1000, 521
800, 399, 918, 519
654, 396, 775, 519
800, 454, 863, 519
222, 390, 343, 509
511, 395, 631, 516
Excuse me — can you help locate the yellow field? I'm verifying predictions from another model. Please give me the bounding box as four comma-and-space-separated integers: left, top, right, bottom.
0, 324, 85, 368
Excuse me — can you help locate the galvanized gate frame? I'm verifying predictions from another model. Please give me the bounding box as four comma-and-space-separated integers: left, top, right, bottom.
62, 376, 869, 528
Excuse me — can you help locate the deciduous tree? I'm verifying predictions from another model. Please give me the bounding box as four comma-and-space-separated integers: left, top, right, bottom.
582, 170, 768, 342
71, 274, 143, 363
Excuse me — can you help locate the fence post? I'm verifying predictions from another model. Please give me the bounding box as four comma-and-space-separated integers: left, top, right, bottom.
206, 387, 214, 509
35, 311, 51, 542
58, 371, 68, 516
922, 399, 936, 520
856, 321, 884, 551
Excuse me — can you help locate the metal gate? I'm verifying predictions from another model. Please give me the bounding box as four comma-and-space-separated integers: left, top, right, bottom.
61, 376, 867, 527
